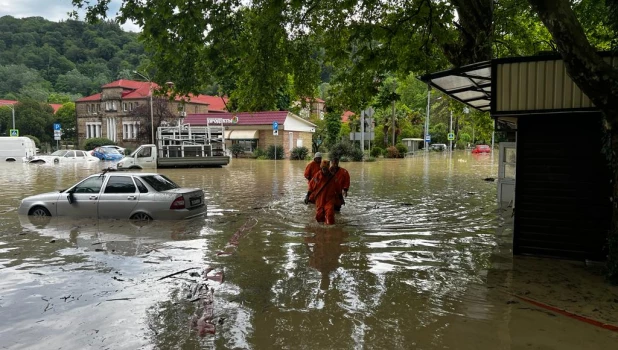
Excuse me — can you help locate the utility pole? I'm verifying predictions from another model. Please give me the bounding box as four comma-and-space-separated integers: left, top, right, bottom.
360, 110, 365, 154
449, 110, 453, 152
424, 85, 431, 152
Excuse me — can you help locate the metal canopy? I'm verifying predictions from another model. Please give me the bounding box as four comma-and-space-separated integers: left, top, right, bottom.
419, 61, 492, 112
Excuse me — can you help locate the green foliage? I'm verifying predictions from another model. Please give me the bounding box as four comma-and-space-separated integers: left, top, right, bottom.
252, 148, 266, 159
55, 102, 76, 142
364, 156, 377, 162
0, 16, 146, 99
370, 146, 383, 158
229, 143, 245, 158
24, 135, 41, 148
324, 111, 342, 148
83, 137, 115, 150
395, 143, 408, 156
329, 141, 364, 162
290, 146, 309, 160
385, 146, 400, 159
266, 145, 284, 160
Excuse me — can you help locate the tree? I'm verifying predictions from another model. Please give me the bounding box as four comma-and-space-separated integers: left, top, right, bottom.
55, 102, 77, 142
71, 0, 618, 281
128, 97, 177, 144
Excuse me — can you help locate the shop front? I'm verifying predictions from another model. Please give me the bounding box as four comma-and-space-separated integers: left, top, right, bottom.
184, 111, 316, 158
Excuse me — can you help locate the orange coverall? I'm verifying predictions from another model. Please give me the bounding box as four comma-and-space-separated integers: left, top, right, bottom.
308, 171, 341, 225
304, 161, 321, 189
332, 167, 350, 211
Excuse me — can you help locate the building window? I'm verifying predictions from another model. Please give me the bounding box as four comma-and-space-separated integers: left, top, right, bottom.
123, 122, 139, 140
123, 102, 127, 112
87, 105, 91, 114
106, 101, 117, 112
97, 104, 101, 112
106, 118, 116, 142
86, 122, 101, 139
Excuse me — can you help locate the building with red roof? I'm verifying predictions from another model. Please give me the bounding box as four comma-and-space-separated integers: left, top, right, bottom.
75, 79, 228, 147
185, 111, 316, 157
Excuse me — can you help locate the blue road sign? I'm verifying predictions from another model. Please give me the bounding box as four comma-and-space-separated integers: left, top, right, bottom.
54, 123, 61, 131
273, 121, 279, 130
425, 134, 431, 142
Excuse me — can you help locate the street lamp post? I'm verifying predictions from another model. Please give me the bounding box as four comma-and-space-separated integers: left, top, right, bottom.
133, 71, 155, 144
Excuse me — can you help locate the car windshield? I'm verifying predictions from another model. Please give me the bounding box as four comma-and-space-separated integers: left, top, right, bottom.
102, 148, 120, 154
139, 175, 180, 191
479, 145, 490, 149
51, 150, 68, 156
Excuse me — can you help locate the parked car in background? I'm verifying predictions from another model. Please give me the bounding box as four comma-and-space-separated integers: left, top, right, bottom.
472, 144, 492, 154
430, 143, 448, 151
18, 171, 206, 221
91, 146, 124, 161
101, 145, 125, 155
27, 150, 99, 164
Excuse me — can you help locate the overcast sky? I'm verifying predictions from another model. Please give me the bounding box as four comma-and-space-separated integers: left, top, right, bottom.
0, 0, 140, 32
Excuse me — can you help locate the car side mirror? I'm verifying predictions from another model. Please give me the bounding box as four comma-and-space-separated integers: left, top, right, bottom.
67, 192, 75, 204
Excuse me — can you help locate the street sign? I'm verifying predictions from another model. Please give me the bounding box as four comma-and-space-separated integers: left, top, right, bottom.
364, 107, 375, 117
10, 129, 18, 137
54, 135, 61, 141
425, 134, 431, 142
448, 133, 455, 140
53, 123, 61, 131
54, 130, 62, 136
273, 121, 279, 130
273, 129, 278, 136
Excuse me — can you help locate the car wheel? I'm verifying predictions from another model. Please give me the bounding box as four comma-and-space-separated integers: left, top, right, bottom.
29, 206, 51, 217
130, 212, 152, 221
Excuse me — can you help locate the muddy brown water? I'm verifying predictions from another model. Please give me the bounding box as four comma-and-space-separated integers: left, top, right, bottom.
1, 153, 617, 349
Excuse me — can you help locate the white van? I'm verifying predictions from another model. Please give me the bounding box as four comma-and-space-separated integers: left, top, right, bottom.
0, 137, 37, 161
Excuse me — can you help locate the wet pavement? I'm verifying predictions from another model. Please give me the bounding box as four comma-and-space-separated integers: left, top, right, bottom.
0, 153, 617, 349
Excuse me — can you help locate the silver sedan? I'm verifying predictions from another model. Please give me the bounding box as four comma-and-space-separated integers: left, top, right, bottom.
18, 171, 206, 221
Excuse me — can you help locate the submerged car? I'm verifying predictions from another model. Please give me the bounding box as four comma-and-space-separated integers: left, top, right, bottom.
471, 144, 492, 154
92, 146, 124, 161
18, 171, 206, 221
101, 145, 126, 155
27, 150, 100, 164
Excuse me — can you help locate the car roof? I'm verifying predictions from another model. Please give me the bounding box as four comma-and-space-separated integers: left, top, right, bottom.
97, 172, 160, 176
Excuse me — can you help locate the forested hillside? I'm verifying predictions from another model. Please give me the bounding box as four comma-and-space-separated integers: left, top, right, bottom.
0, 16, 148, 102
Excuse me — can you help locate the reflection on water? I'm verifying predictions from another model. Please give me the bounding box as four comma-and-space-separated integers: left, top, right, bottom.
0, 153, 616, 349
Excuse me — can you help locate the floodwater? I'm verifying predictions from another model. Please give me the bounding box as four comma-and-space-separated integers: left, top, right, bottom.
0, 152, 617, 350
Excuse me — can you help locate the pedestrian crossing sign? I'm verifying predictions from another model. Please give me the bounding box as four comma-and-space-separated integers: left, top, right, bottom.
10, 129, 18, 137
448, 133, 454, 140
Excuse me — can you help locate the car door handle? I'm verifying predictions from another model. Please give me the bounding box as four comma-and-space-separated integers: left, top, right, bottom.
89, 196, 98, 200
127, 195, 137, 200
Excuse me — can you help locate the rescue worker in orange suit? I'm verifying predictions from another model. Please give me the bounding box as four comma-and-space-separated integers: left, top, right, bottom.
330, 158, 350, 212
303, 152, 322, 203
306, 160, 340, 225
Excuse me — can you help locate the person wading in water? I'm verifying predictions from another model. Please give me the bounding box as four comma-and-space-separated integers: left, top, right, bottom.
307, 160, 340, 225
330, 158, 350, 212
304, 152, 322, 204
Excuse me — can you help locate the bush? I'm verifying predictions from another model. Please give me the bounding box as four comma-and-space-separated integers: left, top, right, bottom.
370, 146, 383, 158
266, 145, 284, 159
395, 143, 408, 157
364, 156, 377, 162
229, 143, 245, 158
83, 138, 115, 151
252, 148, 266, 159
329, 142, 364, 161
290, 146, 309, 160
385, 146, 400, 158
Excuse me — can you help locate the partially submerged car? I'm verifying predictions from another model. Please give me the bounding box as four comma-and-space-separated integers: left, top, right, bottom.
27, 150, 99, 164
91, 146, 124, 161
471, 144, 492, 154
18, 171, 206, 221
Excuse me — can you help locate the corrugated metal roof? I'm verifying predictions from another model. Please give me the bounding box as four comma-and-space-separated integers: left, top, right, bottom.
419, 61, 492, 112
